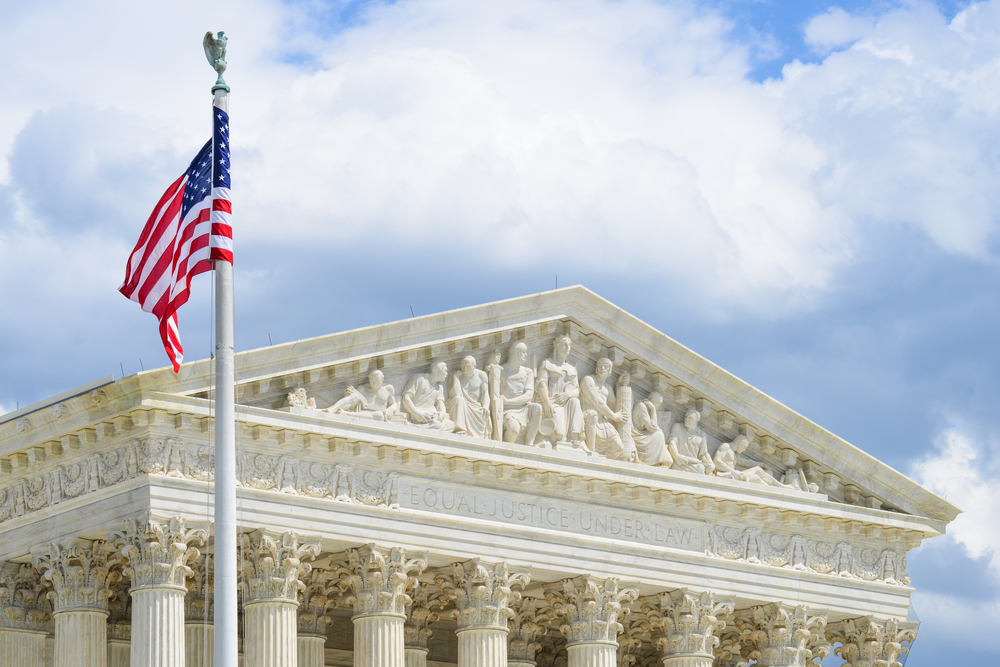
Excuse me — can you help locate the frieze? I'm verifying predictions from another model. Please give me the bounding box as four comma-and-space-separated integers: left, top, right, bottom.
0, 439, 397, 526
705, 525, 909, 586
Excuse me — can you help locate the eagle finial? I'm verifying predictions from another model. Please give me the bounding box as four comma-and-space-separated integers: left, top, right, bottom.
203, 31, 230, 92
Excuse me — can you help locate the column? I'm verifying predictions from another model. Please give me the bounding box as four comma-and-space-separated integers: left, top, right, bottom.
0, 564, 49, 667
647, 589, 734, 667
240, 530, 320, 667
830, 617, 918, 667
338, 544, 427, 667
185, 555, 214, 667
404, 581, 446, 667
734, 603, 829, 667
297, 568, 334, 667
544, 575, 638, 667
438, 559, 530, 667
106, 578, 131, 667
508, 596, 549, 667
110, 516, 208, 667
33, 539, 120, 667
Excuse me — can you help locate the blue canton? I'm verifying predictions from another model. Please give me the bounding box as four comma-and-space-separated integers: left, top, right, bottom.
214, 108, 231, 189
181, 140, 213, 220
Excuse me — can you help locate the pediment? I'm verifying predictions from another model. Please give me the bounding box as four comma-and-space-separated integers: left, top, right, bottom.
118, 287, 958, 524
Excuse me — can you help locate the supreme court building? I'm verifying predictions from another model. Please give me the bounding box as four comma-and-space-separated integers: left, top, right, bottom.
0, 287, 958, 667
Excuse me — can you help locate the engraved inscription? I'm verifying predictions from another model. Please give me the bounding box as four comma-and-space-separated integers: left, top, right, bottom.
399, 479, 704, 552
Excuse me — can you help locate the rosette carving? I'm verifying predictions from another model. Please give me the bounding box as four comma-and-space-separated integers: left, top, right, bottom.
736, 603, 829, 667
109, 516, 207, 589
830, 617, 917, 667
437, 559, 531, 630
544, 575, 639, 644
335, 544, 426, 617
240, 530, 320, 603
33, 539, 121, 612
0, 563, 49, 630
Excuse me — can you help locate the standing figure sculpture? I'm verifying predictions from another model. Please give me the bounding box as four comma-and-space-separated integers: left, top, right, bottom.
666, 409, 715, 474
447, 356, 491, 439
402, 362, 455, 432
489, 341, 543, 446
580, 358, 637, 461
535, 335, 585, 445
631, 391, 671, 466
325, 369, 398, 422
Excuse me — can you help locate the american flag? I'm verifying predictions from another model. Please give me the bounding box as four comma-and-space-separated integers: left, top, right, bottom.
119, 108, 232, 372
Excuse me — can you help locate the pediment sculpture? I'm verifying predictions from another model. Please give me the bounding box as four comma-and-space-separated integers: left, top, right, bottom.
282, 334, 823, 494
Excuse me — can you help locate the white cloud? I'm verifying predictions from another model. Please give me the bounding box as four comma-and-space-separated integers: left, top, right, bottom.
804, 7, 875, 52
912, 427, 1000, 576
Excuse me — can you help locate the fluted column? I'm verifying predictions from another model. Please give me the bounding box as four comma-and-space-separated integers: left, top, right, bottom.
240, 530, 321, 667
33, 539, 121, 667
830, 617, 918, 667
185, 555, 214, 667
106, 578, 131, 667
297, 568, 335, 667
508, 596, 550, 667
644, 589, 734, 667
0, 564, 50, 667
437, 559, 530, 667
110, 516, 207, 667
735, 603, 829, 667
403, 581, 445, 667
336, 544, 427, 667
545, 576, 639, 667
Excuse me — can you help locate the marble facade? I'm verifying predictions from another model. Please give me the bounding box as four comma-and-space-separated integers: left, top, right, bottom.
0, 287, 957, 666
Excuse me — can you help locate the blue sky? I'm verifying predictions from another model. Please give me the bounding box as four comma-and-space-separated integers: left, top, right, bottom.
1, 0, 998, 663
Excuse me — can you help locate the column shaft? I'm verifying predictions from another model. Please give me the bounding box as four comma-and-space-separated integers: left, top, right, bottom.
186, 623, 215, 667
108, 638, 130, 667
353, 613, 405, 667
457, 627, 507, 667
244, 601, 298, 667
403, 647, 428, 667
130, 586, 185, 667
297, 634, 325, 667
55, 609, 108, 667
567, 641, 617, 667
0, 627, 46, 666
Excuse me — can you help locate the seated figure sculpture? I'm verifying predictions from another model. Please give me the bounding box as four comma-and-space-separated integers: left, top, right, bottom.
580, 358, 637, 461
402, 361, 455, 432
666, 409, 716, 475
535, 335, 584, 445
490, 341, 542, 445
631, 391, 670, 466
447, 356, 491, 439
713, 435, 789, 486
325, 369, 397, 421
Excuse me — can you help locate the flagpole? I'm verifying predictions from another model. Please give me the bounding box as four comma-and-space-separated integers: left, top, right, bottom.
206, 32, 238, 667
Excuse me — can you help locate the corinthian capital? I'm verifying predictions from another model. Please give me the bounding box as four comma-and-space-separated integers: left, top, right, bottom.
185, 554, 213, 623
333, 544, 427, 617
736, 603, 829, 667
0, 563, 49, 631
509, 596, 554, 662
298, 567, 337, 635
436, 559, 531, 630
32, 539, 121, 613
646, 589, 734, 660
405, 579, 447, 649
831, 617, 917, 667
544, 575, 639, 644
240, 529, 320, 603
109, 515, 207, 589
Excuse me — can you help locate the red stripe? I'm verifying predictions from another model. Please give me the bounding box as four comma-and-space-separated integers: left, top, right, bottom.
211, 223, 232, 237
213, 199, 232, 213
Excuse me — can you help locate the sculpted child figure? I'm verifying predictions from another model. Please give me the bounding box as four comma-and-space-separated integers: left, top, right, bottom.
580, 358, 637, 461
666, 409, 716, 475
632, 391, 671, 466
447, 356, 491, 439
490, 341, 542, 445
325, 369, 397, 421
402, 361, 455, 432
535, 334, 584, 444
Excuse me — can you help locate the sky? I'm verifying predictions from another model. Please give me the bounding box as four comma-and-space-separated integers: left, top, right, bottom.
0, 0, 997, 662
